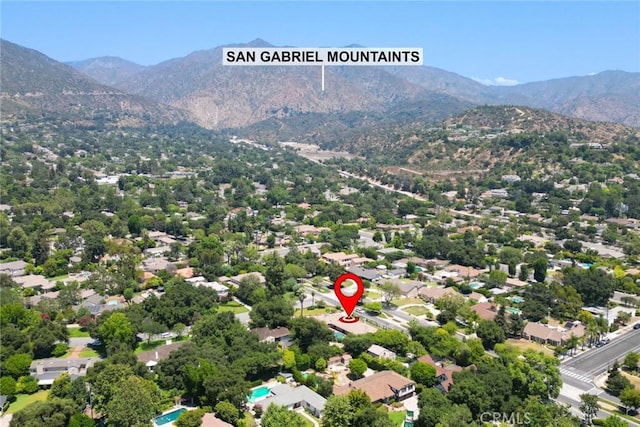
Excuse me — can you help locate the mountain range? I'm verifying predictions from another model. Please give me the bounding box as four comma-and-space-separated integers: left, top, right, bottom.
0, 39, 188, 126
2, 38, 639, 133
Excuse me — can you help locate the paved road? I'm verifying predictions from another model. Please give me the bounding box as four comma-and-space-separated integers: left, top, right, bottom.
557, 327, 640, 424
562, 328, 640, 377
69, 337, 94, 347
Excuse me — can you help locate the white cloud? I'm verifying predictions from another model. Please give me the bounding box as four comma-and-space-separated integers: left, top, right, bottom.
471, 76, 520, 86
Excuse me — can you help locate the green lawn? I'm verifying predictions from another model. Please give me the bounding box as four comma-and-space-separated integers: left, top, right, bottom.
388, 410, 407, 426
391, 298, 423, 307
218, 301, 249, 314
295, 307, 335, 317
78, 348, 100, 358
7, 390, 49, 414
67, 327, 90, 338
403, 306, 430, 316
134, 339, 166, 354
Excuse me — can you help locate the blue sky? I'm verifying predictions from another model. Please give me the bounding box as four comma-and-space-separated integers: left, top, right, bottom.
1, 1, 639, 85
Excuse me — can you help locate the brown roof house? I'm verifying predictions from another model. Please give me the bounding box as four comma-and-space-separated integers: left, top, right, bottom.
470, 302, 498, 320
333, 371, 415, 403
417, 355, 463, 393
251, 326, 291, 347
523, 321, 585, 346
418, 286, 460, 303
201, 413, 233, 427
137, 342, 188, 369
322, 252, 360, 267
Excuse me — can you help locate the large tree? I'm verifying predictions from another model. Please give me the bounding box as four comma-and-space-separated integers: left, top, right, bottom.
579, 393, 599, 425
98, 312, 135, 349
105, 376, 161, 427
261, 404, 306, 427
9, 397, 79, 427
380, 281, 401, 307
321, 395, 354, 427
410, 362, 437, 387
563, 267, 615, 306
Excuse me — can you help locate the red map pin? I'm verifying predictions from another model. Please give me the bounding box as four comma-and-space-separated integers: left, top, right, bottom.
334, 272, 365, 323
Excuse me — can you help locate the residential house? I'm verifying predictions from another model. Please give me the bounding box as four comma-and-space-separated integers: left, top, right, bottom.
30, 357, 99, 386
201, 413, 233, 427
347, 266, 383, 282
418, 286, 460, 304
0, 260, 27, 277
256, 384, 326, 417
176, 267, 194, 279
417, 355, 463, 393
251, 326, 291, 347
467, 292, 487, 303
523, 321, 585, 346
367, 344, 396, 360
322, 252, 360, 267
333, 371, 416, 403
444, 264, 486, 279
186, 277, 230, 301
501, 175, 522, 183
225, 272, 266, 287
388, 279, 424, 298
14, 275, 55, 292
328, 354, 352, 370
142, 257, 174, 273
470, 302, 497, 320
293, 224, 330, 237
137, 342, 188, 369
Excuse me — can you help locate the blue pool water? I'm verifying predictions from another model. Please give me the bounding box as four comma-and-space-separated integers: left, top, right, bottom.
154, 408, 186, 426
507, 307, 521, 315
248, 386, 271, 403
511, 297, 523, 303
469, 282, 483, 290
333, 331, 346, 340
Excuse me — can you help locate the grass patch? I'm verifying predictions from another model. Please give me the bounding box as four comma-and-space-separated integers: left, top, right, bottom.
391, 298, 423, 307
78, 348, 100, 358
388, 410, 406, 426
404, 306, 430, 316
598, 397, 640, 423
296, 307, 335, 317
7, 390, 49, 413
134, 339, 166, 355
67, 327, 90, 338
506, 339, 554, 356
218, 301, 249, 314
621, 371, 640, 389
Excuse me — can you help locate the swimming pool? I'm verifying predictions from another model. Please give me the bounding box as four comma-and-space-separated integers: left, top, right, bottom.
248, 386, 271, 403
469, 282, 483, 290
510, 297, 523, 304
154, 408, 186, 426
507, 307, 521, 315
333, 331, 346, 340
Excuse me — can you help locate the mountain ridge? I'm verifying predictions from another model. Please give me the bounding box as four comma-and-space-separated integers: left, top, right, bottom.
0, 39, 190, 126
4, 38, 639, 130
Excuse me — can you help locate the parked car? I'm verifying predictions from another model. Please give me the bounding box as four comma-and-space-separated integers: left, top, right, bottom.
633, 322, 640, 330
